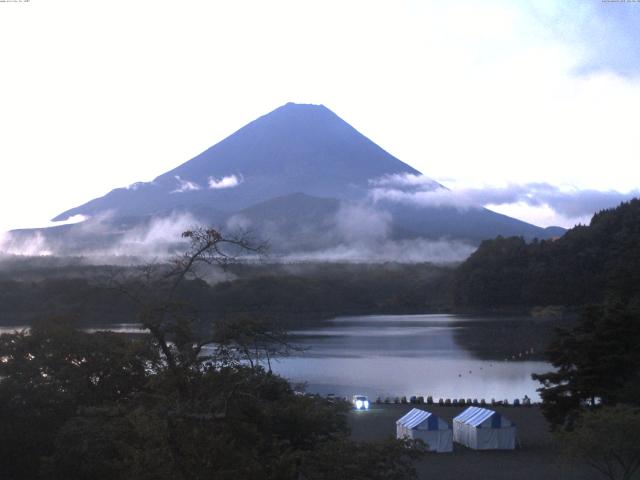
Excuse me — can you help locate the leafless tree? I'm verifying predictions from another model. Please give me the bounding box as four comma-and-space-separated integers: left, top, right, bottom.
108, 227, 298, 372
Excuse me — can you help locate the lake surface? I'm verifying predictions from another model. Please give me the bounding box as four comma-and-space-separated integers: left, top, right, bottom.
0, 314, 552, 402
272, 314, 551, 402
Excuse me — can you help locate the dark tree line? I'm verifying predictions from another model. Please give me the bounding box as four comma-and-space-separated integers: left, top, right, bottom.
533, 301, 640, 429
0, 262, 454, 327
530, 300, 640, 480
452, 199, 640, 310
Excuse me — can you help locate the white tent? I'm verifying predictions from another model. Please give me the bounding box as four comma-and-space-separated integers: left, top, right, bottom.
453, 406, 516, 450
396, 408, 453, 453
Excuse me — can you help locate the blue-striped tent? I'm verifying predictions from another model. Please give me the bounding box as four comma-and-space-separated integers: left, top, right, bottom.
396, 408, 453, 453
453, 406, 516, 450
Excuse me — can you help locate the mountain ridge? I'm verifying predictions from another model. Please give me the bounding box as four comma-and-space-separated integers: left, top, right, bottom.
17, 102, 566, 259
53, 103, 423, 221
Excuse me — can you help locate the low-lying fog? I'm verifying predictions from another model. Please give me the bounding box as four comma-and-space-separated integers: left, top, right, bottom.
0, 206, 477, 265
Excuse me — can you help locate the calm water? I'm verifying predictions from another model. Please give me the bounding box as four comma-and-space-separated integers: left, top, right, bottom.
272, 314, 551, 402
0, 314, 551, 402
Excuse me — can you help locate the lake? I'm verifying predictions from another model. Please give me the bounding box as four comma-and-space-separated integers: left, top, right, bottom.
272, 314, 552, 402
0, 313, 553, 402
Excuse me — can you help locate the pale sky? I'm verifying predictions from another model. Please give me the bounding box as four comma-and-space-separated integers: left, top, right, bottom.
1, 0, 639, 234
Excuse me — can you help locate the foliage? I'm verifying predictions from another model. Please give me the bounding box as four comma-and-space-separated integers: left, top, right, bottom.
298, 438, 426, 480
0, 228, 424, 480
212, 312, 297, 370
453, 236, 530, 308
209, 262, 453, 317
453, 198, 640, 309
559, 405, 640, 480
0, 319, 159, 479
42, 365, 357, 480
532, 302, 640, 429
1, 322, 422, 480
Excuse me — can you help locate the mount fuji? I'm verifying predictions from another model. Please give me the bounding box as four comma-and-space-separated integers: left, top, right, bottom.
11, 103, 563, 260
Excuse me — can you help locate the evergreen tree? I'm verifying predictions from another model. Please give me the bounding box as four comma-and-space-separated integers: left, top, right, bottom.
533, 302, 640, 429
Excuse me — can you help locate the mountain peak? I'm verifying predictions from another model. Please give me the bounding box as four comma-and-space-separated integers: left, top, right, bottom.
53, 103, 421, 221
282, 101, 325, 108
39, 102, 564, 254
255, 102, 337, 128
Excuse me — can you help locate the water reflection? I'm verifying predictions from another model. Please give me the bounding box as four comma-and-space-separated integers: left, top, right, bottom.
0, 326, 30, 335
0, 314, 552, 401
84, 324, 148, 334
0, 324, 147, 335
272, 314, 550, 401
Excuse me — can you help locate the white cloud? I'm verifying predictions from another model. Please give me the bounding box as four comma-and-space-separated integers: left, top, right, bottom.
0, 211, 201, 259
116, 212, 197, 256
370, 180, 640, 227
0, 231, 52, 256
369, 173, 442, 190
334, 203, 391, 244
282, 238, 475, 264
370, 186, 475, 210
126, 181, 154, 191
226, 214, 251, 232
52, 214, 89, 225
485, 202, 592, 230
208, 174, 242, 189
171, 175, 201, 193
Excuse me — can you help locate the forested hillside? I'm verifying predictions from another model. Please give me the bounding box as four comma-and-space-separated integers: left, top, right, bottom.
453, 199, 640, 309
0, 262, 453, 326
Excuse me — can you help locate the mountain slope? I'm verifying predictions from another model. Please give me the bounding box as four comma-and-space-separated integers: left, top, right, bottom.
17, 102, 567, 259
53, 103, 424, 221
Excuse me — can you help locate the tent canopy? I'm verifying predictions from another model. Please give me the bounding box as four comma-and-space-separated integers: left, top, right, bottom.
454, 406, 512, 428
396, 408, 453, 453
397, 408, 446, 431
453, 406, 516, 450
